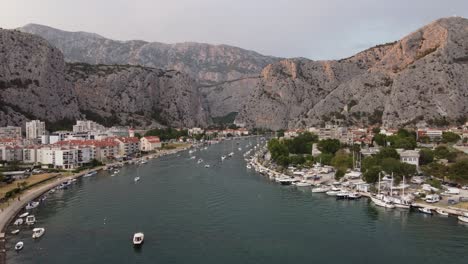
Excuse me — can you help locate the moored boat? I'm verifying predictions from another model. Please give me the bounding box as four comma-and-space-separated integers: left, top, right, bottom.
19, 212, 29, 218
25, 201, 40, 210
133, 232, 144, 246
14, 218, 23, 226
312, 185, 330, 193
83, 171, 97, 177
11, 229, 20, 235
418, 207, 432, 215
134, 176, 140, 182
347, 192, 362, 200
458, 216, 468, 223
436, 209, 449, 216
25, 215, 36, 225
32, 227, 45, 238
326, 187, 341, 196
294, 181, 312, 187
15, 241, 23, 251
336, 191, 350, 200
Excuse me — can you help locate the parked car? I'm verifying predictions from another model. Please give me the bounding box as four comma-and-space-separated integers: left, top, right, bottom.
462, 186, 468, 190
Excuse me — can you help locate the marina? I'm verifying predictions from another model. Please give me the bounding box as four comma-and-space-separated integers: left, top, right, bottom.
2, 139, 468, 264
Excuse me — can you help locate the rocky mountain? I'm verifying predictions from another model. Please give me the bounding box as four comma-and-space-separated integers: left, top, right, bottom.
0, 28, 81, 127
237, 17, 468, 129
0, 29, 208, 128
19, 24, 279, 119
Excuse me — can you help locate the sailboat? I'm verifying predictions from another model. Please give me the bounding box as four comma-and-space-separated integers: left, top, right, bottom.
370, 173, 395, 209
391, 176, 412, 209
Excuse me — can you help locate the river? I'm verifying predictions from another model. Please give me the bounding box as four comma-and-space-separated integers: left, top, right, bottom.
5, 138, 468, 264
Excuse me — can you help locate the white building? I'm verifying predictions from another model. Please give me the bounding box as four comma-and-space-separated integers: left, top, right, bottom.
37, 146, 92, 170
26, 120, 46, 140
0, 145, 23, 162
73, 120, 105, 133
0, 126, 22, 139
188, 127, 204, 136
140, 136, 162, 152
397, 149, 420, 169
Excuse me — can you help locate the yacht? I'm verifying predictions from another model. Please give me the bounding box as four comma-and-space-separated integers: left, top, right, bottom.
221, 155, 226, 161
336, 191, 350, 200
347, 192, 362, 200
15, 242, 24, 251
294, 181, 312, 187
458, 215, 468, 223
436, 209, 449, 216
326, 187, 341, 196
312, 186, 330, 193
197, 159, 203, 164
228, 152, 234, 157
83, 171, 97, 177
11, 229, 20, 235
32, 227, 45, 238
25, 201, 40, 210
204, 164, 211, 168
391, 197, 412, 209
277, 178, 294, 186
418, 207, 432, 215
246, 164, 252, 169
134, 177, 140, 182
371, 173, 395, 209
190, 156, 196, 160
13, 218, 23, 226
25, 215, 36, 225
133, 232, 144, 246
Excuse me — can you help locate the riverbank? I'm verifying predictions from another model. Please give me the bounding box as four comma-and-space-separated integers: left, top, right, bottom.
0, 144, 191, 263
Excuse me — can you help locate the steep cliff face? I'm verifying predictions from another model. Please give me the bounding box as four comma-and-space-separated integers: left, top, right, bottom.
67, 63, 209, 128
238, 17, 468, 129
19, 24, 279, 118
0, 29, 81, 127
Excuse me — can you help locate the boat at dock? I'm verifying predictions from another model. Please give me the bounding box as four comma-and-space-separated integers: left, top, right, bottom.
204, 164, 211, 168
14, 218, 23, 226
347, 192, 362, 200
436, 209, 449, 216
458, 216, 468, 223
294, 181, 312, 187
25, 201, 40, 210
32, 227, 45, 238
418, 207, 433, 215
133, 232, 144, 246
25, 215, 36, 225
83, 171, 98, 177
134, 176, 140, 182
11, 229, 20, 235
371, 173, 395, 209
277, 178, 294, 186
312, 185, 330, 193
326, 187, 341, 196
336, 191, 350, 200
19, 212, 29, 218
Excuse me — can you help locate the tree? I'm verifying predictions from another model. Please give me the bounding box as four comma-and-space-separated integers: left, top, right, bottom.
317, 139, 341, 154
276, 155, 290, 167
373, 134, 387, 146
449, 159, 468, 181
434, 146, 451, 159
276, 129, 285, 138
290, 155, 306, 165
419, 149, 434, 165
317, 153, 334, 165
268, 139, 289, 161
375, 147, 400, 160
331, 149, 353, 172
372, 127, 381, 134
421, 162, 449, 179
335, 169, 345, 180
364, 166, 381, 183
442, 132, 461, 143
0, 171, 3, 182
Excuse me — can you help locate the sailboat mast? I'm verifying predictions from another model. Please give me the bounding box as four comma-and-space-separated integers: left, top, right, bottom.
390, 172, 394, 197
378, 172, 381, 195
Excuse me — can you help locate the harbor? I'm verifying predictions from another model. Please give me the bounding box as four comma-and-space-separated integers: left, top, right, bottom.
2, 139, 468, 264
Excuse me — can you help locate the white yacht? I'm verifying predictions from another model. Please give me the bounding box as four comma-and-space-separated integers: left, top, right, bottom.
190, 156, 196, 160
458, 215, 468, 223
246, 164, 252, 169
418, 207, 432, 215
83, 171, 97, 177
294, 181, 312, 187
347, 192, 362, 200
13, 218, 23, 226
25, 215, 36, 225
228, 152, 234, 157
436, 209, 449, 216
221, 155, 226, 161
326, 187, 341, 196
25, 201, 40, 210
312, 186, 330, 193
336, 191, 350, 200
15, 242, 24, 251
197, 159, 203, 164
134, 176, 140, 182
19, 212, 29, 218
11, 229, 20, 235
204, 164, 211, 168
133, 232, 144, 245
371, 173, 395, 209
32, 227, 45, 238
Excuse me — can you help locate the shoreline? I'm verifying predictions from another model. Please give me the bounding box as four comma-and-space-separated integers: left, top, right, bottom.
0, 144, 191, 263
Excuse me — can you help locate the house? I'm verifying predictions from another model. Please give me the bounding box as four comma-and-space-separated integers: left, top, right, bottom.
114, 137, 140, 157
397, 149, 420, 169
188, 127, 204, 136
140, 136, 162, 152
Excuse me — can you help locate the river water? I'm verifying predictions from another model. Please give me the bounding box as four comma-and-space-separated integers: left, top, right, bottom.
5, 139, 468, 264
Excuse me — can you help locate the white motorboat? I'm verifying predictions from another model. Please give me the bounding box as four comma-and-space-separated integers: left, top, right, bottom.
11, 229, 20, 235
19, 212, 29, 218
391, 197, 412, 209
277, 178, 294, 186
204, 164, 211, 168
458, 216, 468, 223
25, 215, 36, 225
336, 191, 350, 200
238, 147, 242, 151
134, 177, 140, 182
294, 181, 312, 187
221, 155, 226, 161
32, 227, 45, 238
83, 171, 97, 177
326, 187, 341, 196
347, 192, 362, 200
133, 232, 144, 245
418, 207, 433, 215
246, 164, 252, 169
15, 241, 24, 251
436, 209, 449, 216
190, 156, 196, 160
228, 152, 234, 157
312, 186, 330, 193
197, 159, 203, 164
25, 201, 40, 210
14, 218, 24, 226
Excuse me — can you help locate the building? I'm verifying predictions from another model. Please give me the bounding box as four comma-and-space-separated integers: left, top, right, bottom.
114, 137, 140, 157
26, 120, 46, 140
0, 126, 22, 139
0, 145, 23, 162
140, 136, 162, 152
37, 146, 92, 170
72, 120, 105, 133
188, 127, 204, 136
425, 129, 443, 141
397, 149, 420, 169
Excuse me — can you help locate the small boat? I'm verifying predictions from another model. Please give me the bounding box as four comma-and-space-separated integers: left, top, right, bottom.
312, 186, 330, 193
221, 155, 226, 161
326, 187, 341, 196
25, 201, 40, 210
15, 241, 24, 251
238, 147, 242, 151
228, 152, 234, 157
11, 229, 20, 235
14, 218, 23, 226
190, 156, 196, 160
347, 192, 362, 200
83, 171, 98, 177
458, 216, 468, 223
133, 232, 144, 246
19, 212, 29, 218
436, 209, 449, 216
418, 207, 432, 215
25, 215, 36, 225
277, 178, 294, 186
370, 195, 395, 209
197, 159, 203, 164
134, 177, 140, 182
246, 164, 252, 169
204, 164, 210, 168
32, 227, 45, 238
294, 181, 312, 187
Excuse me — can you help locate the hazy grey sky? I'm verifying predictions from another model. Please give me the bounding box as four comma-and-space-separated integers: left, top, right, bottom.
1, 0, 467, 59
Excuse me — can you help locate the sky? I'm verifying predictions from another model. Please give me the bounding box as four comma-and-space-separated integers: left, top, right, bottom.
0, 0, 467, 60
